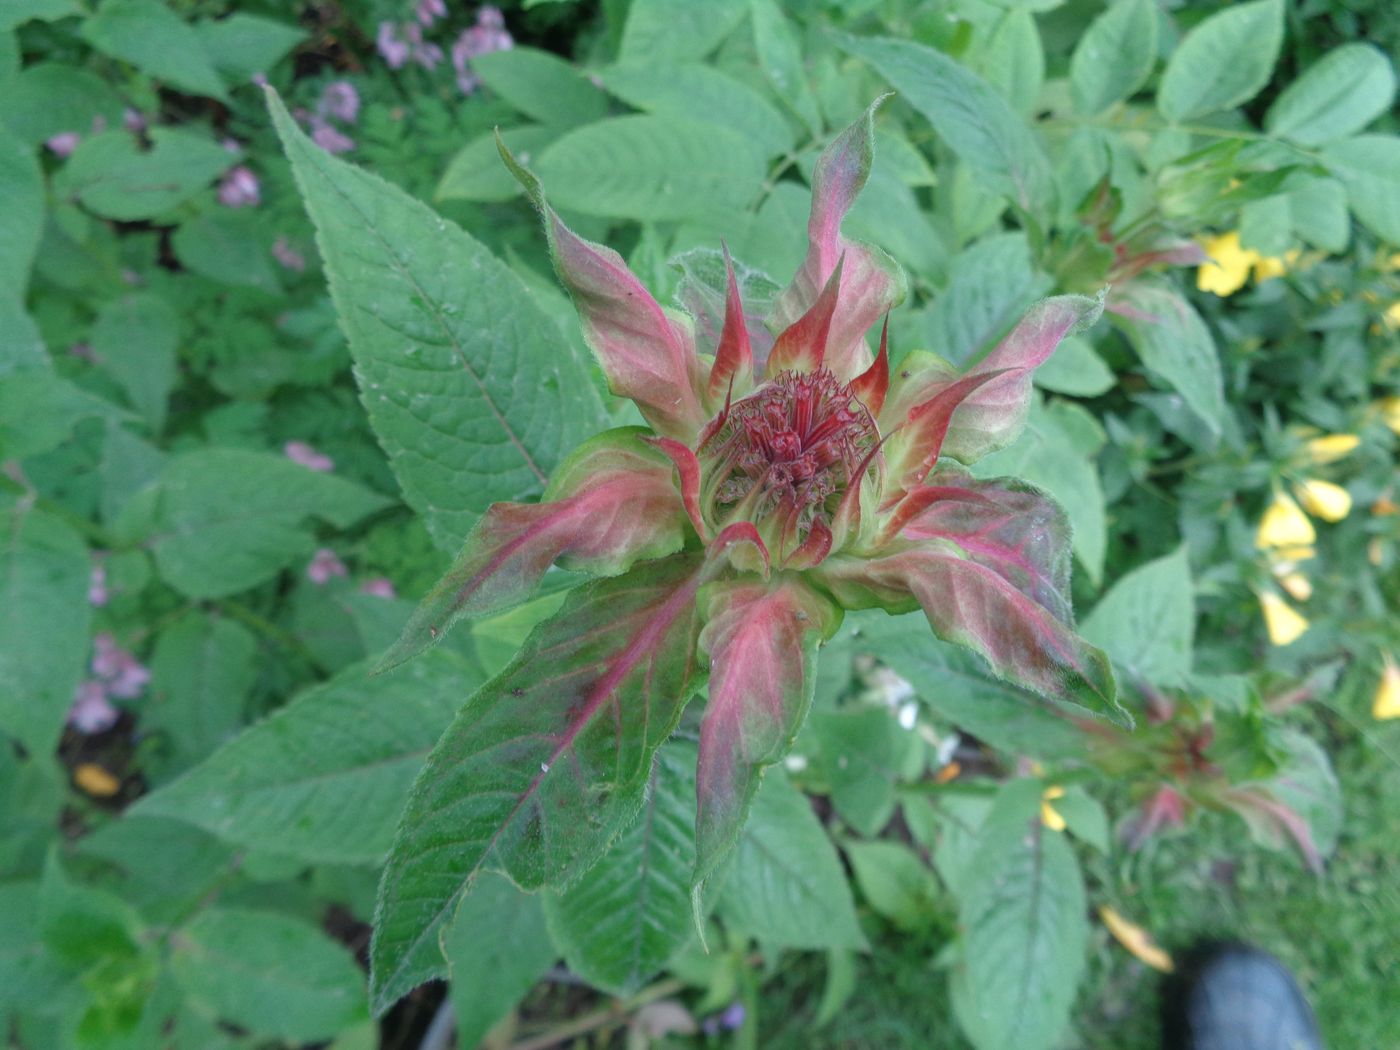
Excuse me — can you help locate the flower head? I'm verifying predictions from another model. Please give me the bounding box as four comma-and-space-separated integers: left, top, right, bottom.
284, 440, 335, 472
1375, 657, 1400, 720
1304, 433, 1359, 465
307, 547, 348, 585
1258, 590, 1309, 646
318, 80, 361, 125
218, 165, 261, 208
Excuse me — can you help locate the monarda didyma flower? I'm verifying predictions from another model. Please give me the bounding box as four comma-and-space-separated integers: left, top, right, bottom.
378, 100, 1124, 894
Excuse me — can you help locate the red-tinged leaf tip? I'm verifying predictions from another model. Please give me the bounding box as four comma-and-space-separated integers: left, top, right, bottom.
785, 517, 833, 570
883, 370, 1009, 499
497, 134, 706, 442
708, 520, 770, 579
878, 483, 1001, 546
766, 254, 845, 376
829, 428, 893, 554
707, 244, 754, 402
642, 435, 708, 541
849, 314, 890, 417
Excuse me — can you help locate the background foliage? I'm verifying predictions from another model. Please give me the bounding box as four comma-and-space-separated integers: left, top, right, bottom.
1, 1, 1398, 1048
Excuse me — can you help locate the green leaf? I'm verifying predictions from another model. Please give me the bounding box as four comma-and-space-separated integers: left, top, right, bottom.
1320, 135, 1400, 246
601, 62, 794, 156
0, 129, 42, 300
1158, 0, 1283, 122
749, 0, 821, 135
39, 847, 144, 968
1070, 0, 1158, 116
978, 10, 1044, 117
0, 0, 81, 31
903, 791, 993, 900
0, 507, 90, 755
82, 0, 227, 101
472, 47, 609, 126
0, 369, 126, 459
919, 232, 1042, 367
91, 292, 179, 434
834, 32, 1053, 213
171, 210, 280, 291
194, 13, 305, 82
0, 62, 124, 145
845, 610, 1086, 759
1033, 335, 1114, 396
0, 298, 44, 375
1082, 546, 1194, 686
54, 128, 235, 221
813, 707, 904, 836
1053, 786, 1110, 853
843, 840, 942, 932
444, 873, 556, 1049
437, 125, 558, 203
717, 771, 867, 950
1112, 281, 1227, 441
534, 115, 768, 225
1265, 44, 1395, 146
134, 648, 478, 863
371, 556, 709, 1014
1285, 176, 1350, 254
171, 908, 367, 1042
950, 780, 1087, 1050
144, 613, 259, 777
545, 739, 697, 993
618, 0, 747, 64
267, 88, 606, 551
99, 421, 165, 526
140, 448, 390, 599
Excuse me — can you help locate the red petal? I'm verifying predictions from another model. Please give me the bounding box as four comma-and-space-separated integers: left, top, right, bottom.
707, 244, 754, 402
642, 435, 708, 541
882, 370, 1008, 501
766, 254, 844, 375
848, 315, 890, 417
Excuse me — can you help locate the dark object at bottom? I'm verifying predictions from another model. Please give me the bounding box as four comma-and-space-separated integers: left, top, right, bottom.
1162, 942, 1323, 1050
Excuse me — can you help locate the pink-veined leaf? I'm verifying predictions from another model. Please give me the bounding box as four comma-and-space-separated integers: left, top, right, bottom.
849, 316, 890, 418
769, 98, 907, 382
1218, 789, 1323, 874
371, 552, 716, 1015
693, 575, 839, 886
377, 429, 687, 671
814, 475, 1123, 723
880, 371, 1006, 502
879, 294, 1103, 465
706, 245, 755, 402
499, 136, 706, 441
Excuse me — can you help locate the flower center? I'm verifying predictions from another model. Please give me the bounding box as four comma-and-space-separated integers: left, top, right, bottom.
698, 369, 878, 548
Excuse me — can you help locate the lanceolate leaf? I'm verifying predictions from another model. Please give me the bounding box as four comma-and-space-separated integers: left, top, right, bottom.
378, 429, 688, 671
371, 555, 714, 1014
545, 739, 699, 994
694, 576, 838, 886
266, 89, 606, 551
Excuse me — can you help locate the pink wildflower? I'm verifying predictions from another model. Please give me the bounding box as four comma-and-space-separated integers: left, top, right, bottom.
361, 577, 398, 599
46, 132, 80, 157
312, 120, 356, 154
417, 0, 447, 26
272, 236, 307, 272
218, 166, 261, 208
307, 548, 348, 585
451, 6, 513, 93
91, 633, 150, 700
377, 21, 411, 68
123, 108, 147, 133
89, 563, 108, 607
284, 440, 335, 472
69, 681, 119, 735
319, 80, 361, 125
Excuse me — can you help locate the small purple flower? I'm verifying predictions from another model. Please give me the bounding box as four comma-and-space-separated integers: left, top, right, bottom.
69, 681, 119, 734
123, 108, 147, 133
91, 633, 151, 700
361, 577, 398, 599
377, 21, 411, 69
319, 80, 361, 125
720, 1003, 746, 1031
272, 236, 307, 272
89, 562, 108, 607
451, 7, 514, 94
417, 0, 447, 26
312, 120, 356, 154
308, 548, 348, 585
46, 132, 80, 157
284, 440, 335, 472
218, 166, 261, 208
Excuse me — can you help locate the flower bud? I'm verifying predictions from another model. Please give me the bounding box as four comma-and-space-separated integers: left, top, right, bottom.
1375, 658, 1400, 721
1255, 493, 1316, 549
1292, 479, 1351, 523
1258, 591, 1308, 647
1304, 433, 1359, 465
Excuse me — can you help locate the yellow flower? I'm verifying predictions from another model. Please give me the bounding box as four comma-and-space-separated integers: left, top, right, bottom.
1385, 302, 1400, 329
1305, 433, 1360, 465
1040, 785, 1067, 831
1293, 479, 1352, 523
1369, 537, 1386, 566
1255, 493, 1316, 549
74, 763, 122, 797
1375, 658, 1400, 720
1259, 591, 1309, 646
1272, 545, 1316, 563
1197, 232, 1256, 297
1099, 906, 1175, 973
1253, 249, 1300, 283
1277, 571, 1312, 602
1380, 397, 1400, 436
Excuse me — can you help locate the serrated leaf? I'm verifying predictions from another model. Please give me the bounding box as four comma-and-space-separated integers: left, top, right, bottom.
194, 13, 304, 82
717, 771, 867, 951
91, 292, 179, 434
53, 128, 235, 221
371, 556, 710, 1014
834, 32, 1053, 213
813, 707, 904, 836
843, 840, 941, 932
0, 297, 45, 375
1319, 135, 1400, 246
171, 908, 367, 1042
0, 0, 80, 31
0, 507, 91, 756
601, 63, 794, 156
0, 62, 124, 145
444, 873, 556, 1049
171, 211, 280, 291
950, 779, 1087, 1050
141, 448, 390, 599
534, 115, 768, 225
1265, 44, 1396, 146
133, 649, 479, 863
0, 129, 42, 301
750, 0, 821, 135
545, 739, 697, 993
918, 232, 1043, 368
1070, 0, 1158, 116
1033, 336, 1114, 397
267, 88, 606, 551
1158, 0, 1283, 122
1082, 546, 1194, 686
618, 0, 747, 64
437, 125, 557, 203
472, 47, 609, 126
0, 369, 127, 459
82, 0, 227, 101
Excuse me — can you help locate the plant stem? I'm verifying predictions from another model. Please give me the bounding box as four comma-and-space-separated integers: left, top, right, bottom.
507, 976, 686, 1050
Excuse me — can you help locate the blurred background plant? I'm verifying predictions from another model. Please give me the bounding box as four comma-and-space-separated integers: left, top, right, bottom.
1, 1, 1397, 1048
